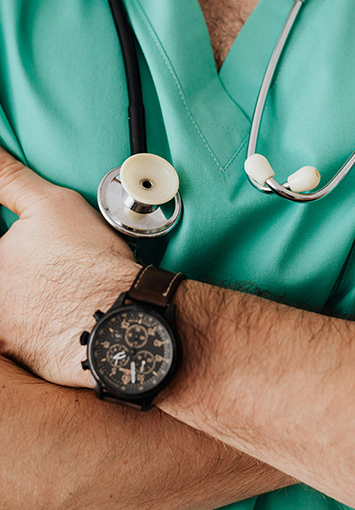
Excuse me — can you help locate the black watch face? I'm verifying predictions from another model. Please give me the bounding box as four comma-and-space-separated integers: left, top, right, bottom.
89, 306, 175, 396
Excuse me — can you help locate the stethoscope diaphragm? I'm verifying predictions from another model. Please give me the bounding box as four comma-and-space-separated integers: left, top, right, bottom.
97, 154, 182, 238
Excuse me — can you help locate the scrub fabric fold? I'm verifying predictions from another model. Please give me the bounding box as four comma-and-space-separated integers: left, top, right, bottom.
0, 0, 354, 509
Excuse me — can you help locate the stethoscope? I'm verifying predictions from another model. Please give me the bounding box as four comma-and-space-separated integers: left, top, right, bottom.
98, 0, 182, 238
98, 0, 355, 238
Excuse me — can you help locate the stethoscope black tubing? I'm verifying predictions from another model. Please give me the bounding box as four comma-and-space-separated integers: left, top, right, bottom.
108, 0, 147, 155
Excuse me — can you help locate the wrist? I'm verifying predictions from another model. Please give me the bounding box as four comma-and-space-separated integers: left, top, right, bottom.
81, 264, 187, 409
84, 257, 142, 312
74, 257, 142, 388
156, 279, 229, 422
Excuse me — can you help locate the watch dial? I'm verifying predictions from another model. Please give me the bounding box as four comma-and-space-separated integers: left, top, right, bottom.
90, 307, 174, 396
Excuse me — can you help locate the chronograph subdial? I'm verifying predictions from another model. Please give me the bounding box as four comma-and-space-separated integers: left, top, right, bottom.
87, 303, 179, 404
133, 350, 156, 375
107, 344, 129, 367
125, 324, 148, 349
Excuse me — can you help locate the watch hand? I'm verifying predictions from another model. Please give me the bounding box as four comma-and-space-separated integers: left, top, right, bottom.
112, 351, 127, 366
140, 360, 146, 373
130, 361, 136, 383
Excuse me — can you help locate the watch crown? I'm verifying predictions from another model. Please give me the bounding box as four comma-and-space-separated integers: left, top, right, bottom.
81, 359, 90, 371
80, 331, 89, 346
93, 310, 105, 322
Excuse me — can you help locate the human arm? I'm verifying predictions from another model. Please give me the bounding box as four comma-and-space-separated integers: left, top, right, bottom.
0, 344, 296, 510
0, 147, 296, 507
157, 278, 355, 507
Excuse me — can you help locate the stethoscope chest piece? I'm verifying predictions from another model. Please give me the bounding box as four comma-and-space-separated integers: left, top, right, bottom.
98, 153, 182, 238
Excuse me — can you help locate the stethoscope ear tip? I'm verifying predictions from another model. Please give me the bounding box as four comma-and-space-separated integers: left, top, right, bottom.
245, 154, 321, 193
287, 166, 320, 192
244, 154, 275, 186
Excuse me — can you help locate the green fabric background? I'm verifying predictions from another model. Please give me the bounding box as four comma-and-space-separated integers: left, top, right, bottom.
0, 0, 354, 508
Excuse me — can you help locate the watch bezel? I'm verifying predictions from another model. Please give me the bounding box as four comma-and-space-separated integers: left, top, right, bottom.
87, 303, 181, 405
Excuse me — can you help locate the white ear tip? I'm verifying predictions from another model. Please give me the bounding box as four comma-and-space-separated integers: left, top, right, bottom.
244, 154, 275, 186
120, 154, 179, 205
287, 166, 321, 192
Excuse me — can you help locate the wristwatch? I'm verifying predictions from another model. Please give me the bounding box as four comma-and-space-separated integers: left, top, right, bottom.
80, 265, 186, 411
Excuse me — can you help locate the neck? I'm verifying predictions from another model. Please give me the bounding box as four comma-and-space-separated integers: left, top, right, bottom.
197, 0, 260, 70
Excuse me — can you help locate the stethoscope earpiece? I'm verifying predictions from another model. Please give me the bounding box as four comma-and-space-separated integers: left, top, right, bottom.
244, 154, 275, 187
245, 154, 321, 193
98, 0, 355, 239
98, 154, 182, 238
245, 0, 355, 203
287, 166, 321, 193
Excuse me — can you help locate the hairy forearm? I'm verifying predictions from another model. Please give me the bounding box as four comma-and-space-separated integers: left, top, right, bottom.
158, 280, 355, 506
0, 355, 295, 510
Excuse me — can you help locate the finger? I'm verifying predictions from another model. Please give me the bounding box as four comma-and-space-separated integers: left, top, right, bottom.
0, 146, 54, 216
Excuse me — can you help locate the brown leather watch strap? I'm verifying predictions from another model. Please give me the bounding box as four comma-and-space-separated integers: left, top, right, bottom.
127, 265, 186, 308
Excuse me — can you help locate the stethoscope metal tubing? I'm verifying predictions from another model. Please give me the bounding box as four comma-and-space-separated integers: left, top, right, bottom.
247, 0, 305, 194
100, 1, 182, 237
246, 0, 355, 202
265, 151, 355, 202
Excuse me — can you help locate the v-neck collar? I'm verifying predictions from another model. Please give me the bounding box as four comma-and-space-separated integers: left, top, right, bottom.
219, 0, 294, 120
124, 0, 294, 169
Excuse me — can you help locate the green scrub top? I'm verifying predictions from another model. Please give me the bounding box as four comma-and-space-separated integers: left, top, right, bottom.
0, 0, 354, 508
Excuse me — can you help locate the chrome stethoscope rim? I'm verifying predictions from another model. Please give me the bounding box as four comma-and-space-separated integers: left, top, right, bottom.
98, 166, 182, 238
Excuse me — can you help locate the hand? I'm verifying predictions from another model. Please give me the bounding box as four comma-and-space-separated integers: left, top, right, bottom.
0, 148, 141, 387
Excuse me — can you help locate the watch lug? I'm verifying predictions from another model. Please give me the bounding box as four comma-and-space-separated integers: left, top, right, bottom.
93, 378, 103, 400
164, 302, 176, 325
80, 331, 90, 346
140, 396, 155, 412
108, 291, 128, 312
81, 359, 90, 371
93, 310, 105, 322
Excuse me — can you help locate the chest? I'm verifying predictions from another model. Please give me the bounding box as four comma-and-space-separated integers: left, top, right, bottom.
2, 0, 355, 316
197, 0, 260, 69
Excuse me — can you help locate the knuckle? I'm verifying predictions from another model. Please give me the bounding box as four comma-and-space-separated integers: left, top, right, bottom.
51, 186, 86, 206
56, 186, 82, 200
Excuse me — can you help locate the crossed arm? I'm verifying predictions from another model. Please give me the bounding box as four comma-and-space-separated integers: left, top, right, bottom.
0, 355, 294, 510
2, 145, 354, 508
158, 279, 355, 507
0, 147, 296, 509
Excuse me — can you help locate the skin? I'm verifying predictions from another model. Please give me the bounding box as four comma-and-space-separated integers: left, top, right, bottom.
0, 148, 296, 509
0, 356, 293, 510
0, 1, 298, 507
157, 281, 355, 507
198, 0, 261, 70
